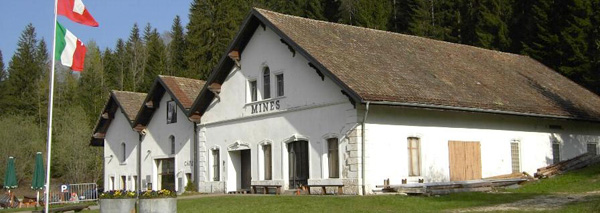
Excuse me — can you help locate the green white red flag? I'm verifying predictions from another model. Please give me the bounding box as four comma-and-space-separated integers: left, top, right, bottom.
57, 0, 99, 27
55, 22, 86, 72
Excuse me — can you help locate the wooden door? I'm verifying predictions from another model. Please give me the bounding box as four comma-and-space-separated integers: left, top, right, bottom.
241, 150, 251, 190
288, 141, 309, 188
448, 141, 482, 181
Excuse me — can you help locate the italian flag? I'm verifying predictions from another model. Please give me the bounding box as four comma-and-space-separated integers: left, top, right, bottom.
55, 22, 86, 72
57, 0, 99, 27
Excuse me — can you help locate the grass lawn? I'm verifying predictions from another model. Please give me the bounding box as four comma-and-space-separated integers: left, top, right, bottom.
12, 164, 599, 212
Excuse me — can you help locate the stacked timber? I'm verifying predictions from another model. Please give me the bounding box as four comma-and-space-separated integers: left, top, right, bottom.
535, 153, 600, 179
375, 178, 528, 196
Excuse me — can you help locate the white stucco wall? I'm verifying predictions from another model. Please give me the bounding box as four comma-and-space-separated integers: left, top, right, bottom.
199, 26, 358, 193
363, 105, 600, 193
141, 93, 194, 193
104, 107, 139, 191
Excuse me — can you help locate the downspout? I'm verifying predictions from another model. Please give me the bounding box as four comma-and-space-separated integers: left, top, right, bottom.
137, 132, 142, 209
361, 102, 370, 195
193, 122, 199, 192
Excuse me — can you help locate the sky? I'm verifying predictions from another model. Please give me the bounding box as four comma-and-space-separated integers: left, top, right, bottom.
0, 0, 193, 66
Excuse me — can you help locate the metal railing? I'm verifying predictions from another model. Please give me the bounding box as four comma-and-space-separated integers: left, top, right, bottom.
45, 183, 98, 205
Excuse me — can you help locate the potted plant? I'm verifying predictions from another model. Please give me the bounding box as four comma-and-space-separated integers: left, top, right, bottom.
98, 190, 136, 213
139, 189, 177, 213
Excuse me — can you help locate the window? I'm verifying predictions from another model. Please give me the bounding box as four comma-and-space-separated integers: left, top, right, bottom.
588, 143, 598, 155
167, 100, 177, 124
110, 176, 115, 190
212, 149, 220, 181
121, 176, 127, 190
552, 143, 560, 164
132, 176, 138, 191
276, 74, 284, 97
170, 135, 175, 155
249, 80, 257, 102
263, 145, 272, 180
511, 141, 520, 173
263, 67, 271, 99
327, 138, 339, 178
408, 137, 421, 176
121, 143, 126, 162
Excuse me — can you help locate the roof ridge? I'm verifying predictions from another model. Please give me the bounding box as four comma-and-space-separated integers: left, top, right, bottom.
254, 8, 524, 58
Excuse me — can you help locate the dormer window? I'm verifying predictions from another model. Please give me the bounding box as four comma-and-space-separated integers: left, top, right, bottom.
263, 67, 271, 99
167, 100, 177, 124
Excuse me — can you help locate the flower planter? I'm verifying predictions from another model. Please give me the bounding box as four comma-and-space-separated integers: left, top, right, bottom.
139, 197, 177, 213
99, 198, 136, 213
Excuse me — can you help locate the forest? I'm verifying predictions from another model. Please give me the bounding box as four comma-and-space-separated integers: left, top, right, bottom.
0, 0, 598, 186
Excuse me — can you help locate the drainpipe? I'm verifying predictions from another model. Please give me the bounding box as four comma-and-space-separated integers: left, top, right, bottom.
137, 132, 142, 210
361, 102, 370, 195
193, 122, 200, 192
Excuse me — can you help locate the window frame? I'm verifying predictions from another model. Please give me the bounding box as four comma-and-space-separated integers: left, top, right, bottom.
327, 138, 340, 178
170, 135, 176, 155
552, 142, 561, 164
276, 73, 284, 97
263, 144, 272, 180
249, 80, 257, 102
121, 142, 127, 163
263, 67, 271, 99
407, 137, 421, 177
212, 149, 220, 181
510, 140, 521, 173
587, 142, 598, 155
166, 100, 177, 124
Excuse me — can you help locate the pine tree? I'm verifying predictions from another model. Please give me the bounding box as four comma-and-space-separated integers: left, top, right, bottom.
0, 50, 5, 82
79, 41, 108, 123
168, 15, 187, 77
126, 23, 146, 92
186, 0, 249, 80
114, 39, 127, 91
34, 39, 49, 127
323, 0, 342, 22
589, 0, 600, 93
340, 0, 392, 31
266, 0, 325, 20
142, 26, 166, 92
3, 24, 43, 115
460, 0, 512, 50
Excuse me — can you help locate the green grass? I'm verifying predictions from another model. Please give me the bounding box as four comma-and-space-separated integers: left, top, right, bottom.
15, 164, 600, 212
512, 164, 600, 194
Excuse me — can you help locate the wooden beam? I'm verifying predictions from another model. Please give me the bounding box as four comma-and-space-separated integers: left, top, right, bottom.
145, 101, 154, 108
101, 112, 110, 119
134, 124, 146, 132
208, 83, 222, 94
93, 133, 106, 139
189, 113, 202, 123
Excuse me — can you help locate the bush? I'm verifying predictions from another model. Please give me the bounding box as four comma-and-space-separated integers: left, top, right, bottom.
185, 181, 197, 192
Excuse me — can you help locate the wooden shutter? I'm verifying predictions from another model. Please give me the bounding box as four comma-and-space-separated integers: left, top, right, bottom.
408, 137, 421, 176
448, 141, 482, 181
328, 138, 339, 178
552, 143, 560, 164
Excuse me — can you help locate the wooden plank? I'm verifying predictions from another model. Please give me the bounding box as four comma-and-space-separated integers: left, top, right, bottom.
449, 141, 481, 181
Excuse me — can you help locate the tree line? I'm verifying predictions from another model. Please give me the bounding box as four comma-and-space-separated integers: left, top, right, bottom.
0, 0, 598, 186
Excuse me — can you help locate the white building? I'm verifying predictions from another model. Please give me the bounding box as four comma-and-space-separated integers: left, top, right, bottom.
92, 76, 204, 194
186, 8, 600, 195
91, 90, 146, 191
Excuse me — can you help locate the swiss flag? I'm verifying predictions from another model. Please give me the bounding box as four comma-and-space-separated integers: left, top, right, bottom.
57, 0, 99, 27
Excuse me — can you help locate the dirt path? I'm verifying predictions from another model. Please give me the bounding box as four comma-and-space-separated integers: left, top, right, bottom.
451, 191, 600, 212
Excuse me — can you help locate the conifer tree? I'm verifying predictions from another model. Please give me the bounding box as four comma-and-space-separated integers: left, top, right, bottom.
114, 39, 127, 91
168, 15, 187, 77
460, 0, 512, 50
34, 39, 49, 127
323, 0, 342, 22
266, 0, 325, 20
0, 50, 5, 82
79, 41, 108, 123
186, 0, 249, 80
589, 0, 600, 93
340, 0, 392, 30
142, 26, 166, 92
4, 24, 43, 115
126, 23, 146, 92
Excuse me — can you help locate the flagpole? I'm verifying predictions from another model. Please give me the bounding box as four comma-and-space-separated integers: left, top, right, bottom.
45, 0, 59, 211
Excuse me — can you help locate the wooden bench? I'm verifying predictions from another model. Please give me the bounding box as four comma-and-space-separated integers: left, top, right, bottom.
32, 204, 90, 213
251, 185, 282, 195
304, 184, 344, 195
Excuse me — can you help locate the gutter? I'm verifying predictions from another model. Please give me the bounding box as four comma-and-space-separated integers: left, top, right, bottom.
361, 102, 370, 195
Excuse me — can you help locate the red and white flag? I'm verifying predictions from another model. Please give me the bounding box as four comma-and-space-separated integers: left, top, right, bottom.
57, 0, 99, 27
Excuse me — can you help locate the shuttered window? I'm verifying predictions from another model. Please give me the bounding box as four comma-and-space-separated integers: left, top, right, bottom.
264, 145, 272, 180
249, 80, 257, 102
552, 143, 560, 164
588, 143, 598, 156
263, 67, 271, 99
276, 74, 284, 97
328, 138, 339, 178
212, 149, 220, 181
408, 137, 421, 176
511, 142, 520, 173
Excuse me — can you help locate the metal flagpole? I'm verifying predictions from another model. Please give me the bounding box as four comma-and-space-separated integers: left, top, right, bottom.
45, 0, 59, 211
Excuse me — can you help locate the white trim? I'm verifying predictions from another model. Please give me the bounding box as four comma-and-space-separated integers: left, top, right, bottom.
227, 141, 251, 151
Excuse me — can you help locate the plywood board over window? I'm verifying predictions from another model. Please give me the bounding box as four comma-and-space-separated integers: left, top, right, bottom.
448, 141, 482, 181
